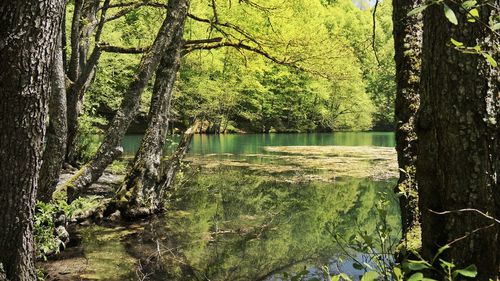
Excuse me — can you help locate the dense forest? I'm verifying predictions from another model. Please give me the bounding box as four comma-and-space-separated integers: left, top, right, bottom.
0, 0, 498, 280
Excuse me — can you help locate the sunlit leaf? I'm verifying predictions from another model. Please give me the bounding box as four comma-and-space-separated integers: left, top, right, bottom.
450, 38, 463, 47
483, 53, 498, 67
393, 267, 404, 281
361, 271, 379, 281
408, 4, 428, 16
443, 4, 458, 25
467, 8, 479, 22
461, 0, 477, 9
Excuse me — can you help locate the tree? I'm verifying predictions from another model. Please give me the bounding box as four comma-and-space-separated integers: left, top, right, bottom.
65, 0, 111, 164
0, 0, 64, 279
38, 25, 69, 203
66, 0, 191, 202
417, 1, 499, 279
113, 0, 189, 217
392, 0, 423, 251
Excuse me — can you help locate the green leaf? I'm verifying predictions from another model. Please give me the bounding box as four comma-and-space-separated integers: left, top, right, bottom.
407, 260, 431, 271
443, 4, 458, 25
439, 258, 455, 270
492, 23, 500, 30
408, 272, 424, 281
461, 0, 477, 9
393, 267, 403, 281
408, 4, 428, 16
467, 8, 479, 22
361, 271, 379, 281
432, 244, 451, 263
454, 265, 478, 278
331, 276, 341, 281
483, 53, 498, 67
450, 38, 463, 47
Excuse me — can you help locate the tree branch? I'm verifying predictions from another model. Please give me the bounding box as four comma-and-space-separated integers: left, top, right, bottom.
99, 44, 150, 54
430, 208, 500, 224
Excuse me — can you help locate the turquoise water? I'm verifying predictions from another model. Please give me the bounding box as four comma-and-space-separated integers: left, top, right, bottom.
122, 132, 396, 155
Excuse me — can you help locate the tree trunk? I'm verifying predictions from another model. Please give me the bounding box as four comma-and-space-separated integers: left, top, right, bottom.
65, 0, 108, 164
38, 26, 69, 203
68, 0, 83, 82
158, 123, 199, 194
417, 2, 499, 279
392, 0, 423, 252
0, 1, 64, 280
65, 0, 191, 203
114, 15, 187, 217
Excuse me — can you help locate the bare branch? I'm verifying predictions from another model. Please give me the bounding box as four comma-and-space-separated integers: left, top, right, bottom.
99, 44, 150, 54
106, 1, 167, 9
105, 0, 166, 22
184, 37, 223, 45
430, 208, 500, 224
372, 0, 381, 66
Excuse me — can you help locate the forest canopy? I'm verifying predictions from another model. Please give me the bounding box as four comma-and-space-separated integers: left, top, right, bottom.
83, 0, 395, 139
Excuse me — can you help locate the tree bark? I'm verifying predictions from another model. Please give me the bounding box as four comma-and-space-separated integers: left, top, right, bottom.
65, 0, 109, 164
38, 26, 69, 203
114, 15, 187, 217
392, 0, 423, 251
0, 1, 64, 280
68, 0, 83, 82
66, 0, 191, 203
417, 2, 500, 279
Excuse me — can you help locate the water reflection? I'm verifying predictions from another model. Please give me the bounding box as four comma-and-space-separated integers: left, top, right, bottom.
70, 168, 399, 281
45, 132, 400, 281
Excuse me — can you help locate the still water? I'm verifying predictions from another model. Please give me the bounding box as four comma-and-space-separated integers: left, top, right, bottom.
47, 132, 400, 281
122, 132, 396, 156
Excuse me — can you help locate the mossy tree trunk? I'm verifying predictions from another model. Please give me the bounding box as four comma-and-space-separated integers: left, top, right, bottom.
66, 0, 191, 203
118, 14, 187, 216
0, 0, 64, 279
114, 7, 188, 217
392, 0, 423, 251
417, 1, 499, 279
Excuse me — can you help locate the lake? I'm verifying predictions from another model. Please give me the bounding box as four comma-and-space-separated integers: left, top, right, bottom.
121, 132, 396, 156
45, 132, 400, 281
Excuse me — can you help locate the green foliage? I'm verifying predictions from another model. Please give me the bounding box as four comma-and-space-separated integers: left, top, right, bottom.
80, 0, 396, 133
73, 114, 106, 163
34, 197, 101, 260
35, 202, 64, 260
408, 0, 499, 68
401, 246, 478, 281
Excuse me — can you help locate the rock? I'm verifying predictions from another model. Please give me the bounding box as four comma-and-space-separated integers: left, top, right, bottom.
55, 213, 67, 225
108, 210, 122, 222
56, 225, 70, 244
